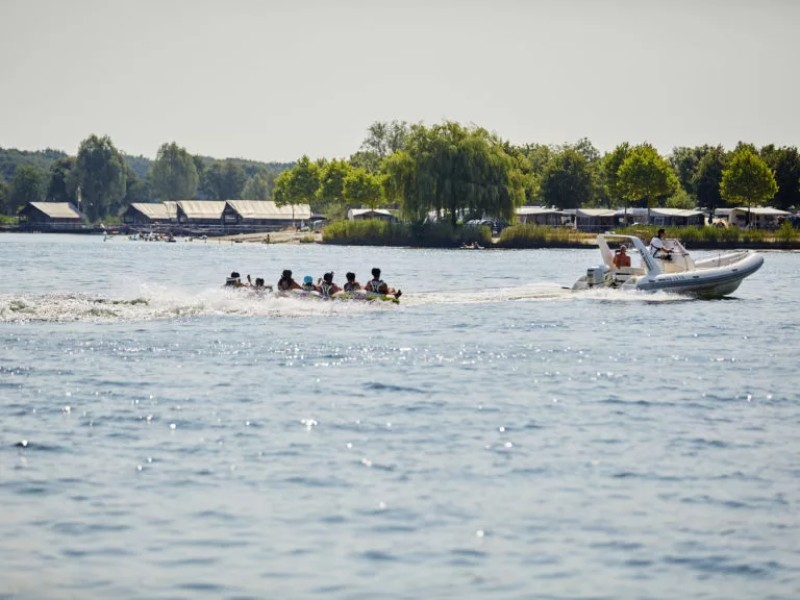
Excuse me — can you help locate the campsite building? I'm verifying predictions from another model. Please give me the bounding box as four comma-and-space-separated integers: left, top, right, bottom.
18, 202, 83, 231
122, 202, 178, 227
223, 200, 311, 231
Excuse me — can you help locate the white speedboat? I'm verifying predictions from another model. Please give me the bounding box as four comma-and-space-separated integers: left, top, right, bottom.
572, 234, 763, 298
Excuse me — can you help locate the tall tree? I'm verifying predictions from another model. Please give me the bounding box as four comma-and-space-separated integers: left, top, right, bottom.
692, 145, 727, 212
317, 159, 351, 213
10, 164, 46, 213
720, 147, 777, 226
344, 168, 384, 211
540, 148, 594, 209
669, 145, 710, 197
46, 156, 76, 202
123, 165, 152, 204
241, 171, 274, 200
759, 145, 800, 210
273, 155, 320, 219
601, 142, 630, 205
151, 142, 199, 200
617, 144, 678, 221
202, 160, 246, 200
383, 122, 523, 226
72, 134, 126, 221
0, 179, 9, 214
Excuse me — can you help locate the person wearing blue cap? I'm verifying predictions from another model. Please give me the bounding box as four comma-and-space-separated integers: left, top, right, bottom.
301, 275, 319, 292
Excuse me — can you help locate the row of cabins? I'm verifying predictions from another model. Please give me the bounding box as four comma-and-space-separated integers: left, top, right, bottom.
518, 206, 794, 232
17, 201, 795, 233
17, 200, 313, 233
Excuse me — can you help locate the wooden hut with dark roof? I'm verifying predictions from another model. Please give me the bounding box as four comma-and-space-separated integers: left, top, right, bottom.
18, 202, 83, 231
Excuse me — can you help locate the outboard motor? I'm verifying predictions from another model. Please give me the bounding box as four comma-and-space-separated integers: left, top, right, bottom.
586, 266, 606, 287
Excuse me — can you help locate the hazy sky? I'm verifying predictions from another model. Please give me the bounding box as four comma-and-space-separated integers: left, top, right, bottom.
1, 0, 798, 163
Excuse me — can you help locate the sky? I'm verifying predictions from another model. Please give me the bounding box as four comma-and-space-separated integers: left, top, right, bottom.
1, 0, 798, 164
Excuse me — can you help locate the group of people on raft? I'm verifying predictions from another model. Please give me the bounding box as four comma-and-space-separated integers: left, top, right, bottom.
225, 267, 401, 299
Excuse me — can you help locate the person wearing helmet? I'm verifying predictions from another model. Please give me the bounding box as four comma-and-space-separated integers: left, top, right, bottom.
277, 269, 301, 291
364, 267, 401, 298
318, 272, 341, 298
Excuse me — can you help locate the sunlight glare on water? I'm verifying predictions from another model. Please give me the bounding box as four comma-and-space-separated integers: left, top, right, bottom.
0, 234, 798, 599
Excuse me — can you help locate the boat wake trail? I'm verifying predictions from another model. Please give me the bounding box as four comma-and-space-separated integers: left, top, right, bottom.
0, 285, 383, 323
404, 283, 573, 305
0, 282, 688, 323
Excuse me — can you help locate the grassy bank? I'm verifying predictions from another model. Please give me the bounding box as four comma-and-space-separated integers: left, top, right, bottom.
323, 219, 492, 247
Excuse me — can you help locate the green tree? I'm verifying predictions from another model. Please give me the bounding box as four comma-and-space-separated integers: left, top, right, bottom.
601, 142, 630, 205
317, 159, 351, 213
241, 171, 274, 200
383, 122, 523, 226
123, 165, 152, 204
46, 156, 76, 202
759, 145, 800, 210
202, 160, 247, 199
720, 147, 777, 226
0, 179, 10, 214
665, 187, 696, 209
344, 168, 384, 211
618, 144, 678, 221
10, 164, 45, 212
539, 148, 594, 209
73, 134, 126, 221
273, 155, 320, 221
692, 145, 727, 212
669, 145, 710, 197
151, 142, 199, 200
358, 120, 409, 168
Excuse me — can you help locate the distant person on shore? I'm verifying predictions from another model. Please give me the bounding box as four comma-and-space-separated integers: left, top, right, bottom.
343, 272, 362, 292
318, 272, 341, 298
649, 229, 673, 259
225, 271, 244, 287
613, 244, 631, 268
277, 269, 301, 291
364, 267, 402, 298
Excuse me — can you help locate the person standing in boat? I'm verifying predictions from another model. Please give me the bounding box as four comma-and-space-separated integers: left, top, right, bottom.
318, 272, 341, 298
364, 267, 401, 298
613, 244, 631, 268
649, 229, 673, 259
343, 272, 362, 292
277, 269, 301, 291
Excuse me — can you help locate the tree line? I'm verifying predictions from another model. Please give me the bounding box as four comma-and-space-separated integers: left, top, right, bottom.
2, 124, 798, 224
0, 140, 291, 220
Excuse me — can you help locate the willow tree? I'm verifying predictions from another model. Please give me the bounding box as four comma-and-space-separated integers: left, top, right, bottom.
72, 134, 126, 221
151, 142, 199, 200
383, 122, 524, 226
617, 144, 678, 223
720, 147, 777, 227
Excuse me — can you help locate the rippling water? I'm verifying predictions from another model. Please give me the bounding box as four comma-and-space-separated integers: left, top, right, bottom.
1, 233, 798, 599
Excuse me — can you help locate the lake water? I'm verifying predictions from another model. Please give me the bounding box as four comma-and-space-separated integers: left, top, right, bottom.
1, 233, 798, 599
